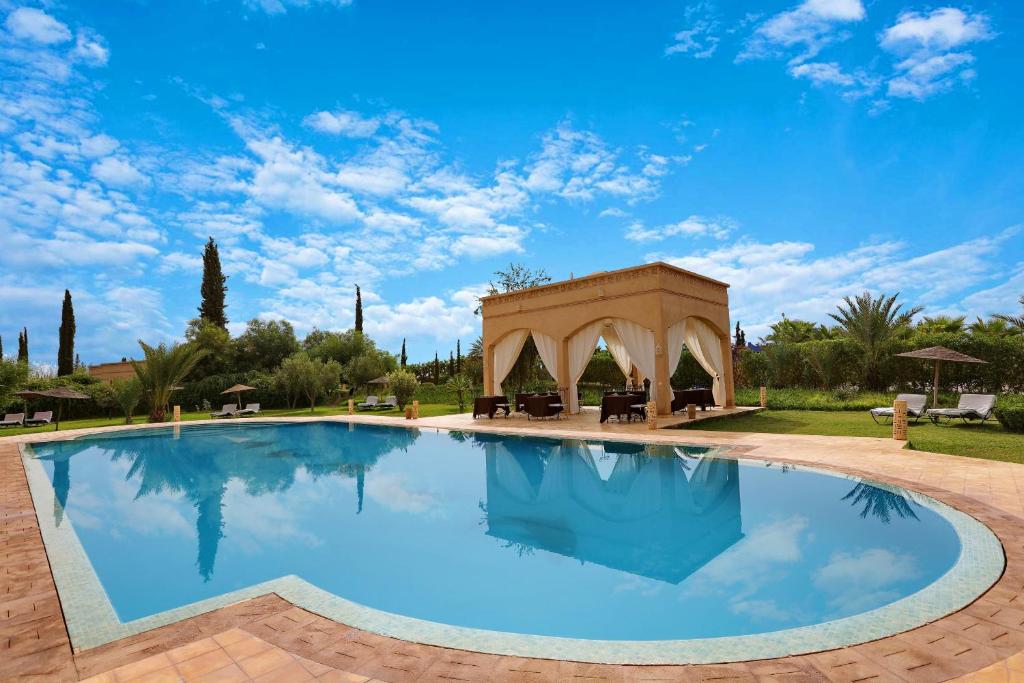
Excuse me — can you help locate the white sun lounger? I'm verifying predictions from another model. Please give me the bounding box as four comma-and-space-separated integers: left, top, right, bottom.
869, 394, 928, 424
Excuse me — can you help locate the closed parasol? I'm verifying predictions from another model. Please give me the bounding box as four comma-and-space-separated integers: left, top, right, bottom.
896, 346, 987, 408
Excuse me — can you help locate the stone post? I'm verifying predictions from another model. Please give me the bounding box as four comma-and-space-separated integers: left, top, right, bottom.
647, 401, 657, 430
687, 403, 697, 420
405, 406, 413, 420
173, 405, 181, 422
348, 399, 354, 415
759, 386, 767, 408
893, 399, 908, 441
413, 400, 420, 419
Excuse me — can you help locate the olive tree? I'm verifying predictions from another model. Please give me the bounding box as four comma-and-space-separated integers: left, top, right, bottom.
386, 369, 419, 409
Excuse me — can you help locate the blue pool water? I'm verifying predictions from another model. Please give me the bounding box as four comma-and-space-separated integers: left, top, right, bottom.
31, 422, 963, 641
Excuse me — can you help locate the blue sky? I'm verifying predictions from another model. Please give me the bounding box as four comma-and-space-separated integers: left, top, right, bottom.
1, 0, 1021, 367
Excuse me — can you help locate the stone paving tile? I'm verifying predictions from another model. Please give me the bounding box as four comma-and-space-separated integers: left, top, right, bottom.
5, 417, 1024, 682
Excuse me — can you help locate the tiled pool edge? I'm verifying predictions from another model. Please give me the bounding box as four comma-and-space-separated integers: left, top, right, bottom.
19, 435, 1006, 665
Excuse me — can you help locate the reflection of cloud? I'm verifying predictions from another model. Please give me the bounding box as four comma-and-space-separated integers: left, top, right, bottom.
222, 479, 325, 553
696, 516, 808, 586
731, 598, 792, 622
69, 464, 191, 537
613, 575, 663, 597
365, 473, 442, 514
814, 548, 918, 613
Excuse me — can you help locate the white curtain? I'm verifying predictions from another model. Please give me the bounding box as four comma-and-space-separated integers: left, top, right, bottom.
490, 329, 529, 395
531, 330, 560, 384
667, 320, 688, 383
601, 324, 632, 379
682, 317, 726, 406
567, 321, 603, 413
611, 319, 658, 404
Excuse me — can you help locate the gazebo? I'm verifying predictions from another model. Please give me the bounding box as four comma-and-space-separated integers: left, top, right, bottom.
480, 262, 736, 416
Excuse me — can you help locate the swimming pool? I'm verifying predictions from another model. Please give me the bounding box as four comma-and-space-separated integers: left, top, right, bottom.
23, 421, 1004, 663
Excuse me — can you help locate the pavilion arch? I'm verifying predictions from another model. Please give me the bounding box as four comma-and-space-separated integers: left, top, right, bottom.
480, 263, 736, 416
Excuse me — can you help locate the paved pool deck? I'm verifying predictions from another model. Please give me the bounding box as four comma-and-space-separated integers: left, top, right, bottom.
2, 410, 1023, 682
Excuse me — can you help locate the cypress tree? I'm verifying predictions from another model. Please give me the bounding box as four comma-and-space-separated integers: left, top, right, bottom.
0, 334, 3, 360
198, 237, 228, 329
355, 285, 363, 333
433, 352, 440, 383
17, 327, 28, 364
57, 289, 76, 376
456, 339, 462, 374
449, 351, 455, 377
400, 338, 407, 367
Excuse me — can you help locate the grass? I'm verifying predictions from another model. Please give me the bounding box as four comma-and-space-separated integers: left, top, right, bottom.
0, 403, 463, 438
687, 410, 1024, 463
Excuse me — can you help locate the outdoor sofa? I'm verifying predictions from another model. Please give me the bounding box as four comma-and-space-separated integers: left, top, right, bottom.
926, 394, 997, 424
869, 394, 928, 424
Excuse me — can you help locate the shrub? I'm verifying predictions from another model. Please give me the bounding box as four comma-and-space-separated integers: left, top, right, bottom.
994, 395, 1024, 433
385, 370, 419, 409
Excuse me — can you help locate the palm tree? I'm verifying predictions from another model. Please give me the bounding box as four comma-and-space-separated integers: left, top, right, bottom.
995, 295, 1024, 331
829, 292, 922, 391
130, 341, 208, 422
916, 315, 965, 335
968, 316, 1022, 338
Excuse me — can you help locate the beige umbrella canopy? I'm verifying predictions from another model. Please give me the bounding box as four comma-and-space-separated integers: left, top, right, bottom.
13, 388, 91, 431
221, 383, 257, 410
367, 376, 389, 385
896, 346, 987, 408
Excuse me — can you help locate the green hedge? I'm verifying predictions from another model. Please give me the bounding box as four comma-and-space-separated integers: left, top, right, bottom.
735, 387, 941, 411
994, 396, 1024, 433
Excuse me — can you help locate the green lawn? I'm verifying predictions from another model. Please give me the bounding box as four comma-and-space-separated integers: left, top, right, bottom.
686, 410, 1024, 463
0, 403, 463, 438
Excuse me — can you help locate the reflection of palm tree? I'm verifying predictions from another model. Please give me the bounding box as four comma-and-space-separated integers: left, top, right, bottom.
842, 482, 919, 524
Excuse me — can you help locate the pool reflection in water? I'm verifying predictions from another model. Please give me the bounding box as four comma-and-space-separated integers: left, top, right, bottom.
31, 422, 961, 641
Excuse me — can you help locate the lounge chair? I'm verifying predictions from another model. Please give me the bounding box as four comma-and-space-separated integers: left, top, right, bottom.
235, 403, 261, 416
210, 403, 237, 418
869, 394, 928, 424
378, 395, 398, 410
927, 394, 997, 424
357, 396, 379, 410
0, 413, 25, 427
24, 411, 54, 426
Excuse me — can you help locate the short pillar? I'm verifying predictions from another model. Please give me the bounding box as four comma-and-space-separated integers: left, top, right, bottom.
646, 401, 657, 430
173, 405, 181, 422
348, 399, 354, 415
412, 400, 420, 419
893, 399, 908, 441
759, 386, 767, 408
687, 403, 697, 420
405, 406, 413, 420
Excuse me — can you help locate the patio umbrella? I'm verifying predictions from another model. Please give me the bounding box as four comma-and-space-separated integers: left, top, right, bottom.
367, 375, 389, 385
896, 346, 988, 408
13, 387, 91, 431
220, 383, 256, 411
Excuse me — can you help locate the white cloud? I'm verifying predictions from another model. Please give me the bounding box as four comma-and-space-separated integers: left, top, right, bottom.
626, 215, 735, 242
738, 0, 865, 64
243, 0, 353, 15
789, 61, 879, 98
880, 8, 994, 101
651, 227, 1019, 339
91, 157, 149, 187
5, 8, 71, 45
304, 109, 381, 138
158, 252, 203, 274
666, 3, 720, 59
72, 30, 109, 67
598, 207, 629, 218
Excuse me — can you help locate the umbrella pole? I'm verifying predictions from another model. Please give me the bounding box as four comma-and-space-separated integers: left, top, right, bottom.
55, 399, 62, 431
932, 360, 941, 408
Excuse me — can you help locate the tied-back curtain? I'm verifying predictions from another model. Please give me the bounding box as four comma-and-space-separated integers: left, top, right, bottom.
531, 331, 560, 384
666, 320, 688, 389
682, 317, 725, 406
490, 329, 529, 396
610, 319, 658, 405
567, 321, 603, 413
601, 324, 632, 379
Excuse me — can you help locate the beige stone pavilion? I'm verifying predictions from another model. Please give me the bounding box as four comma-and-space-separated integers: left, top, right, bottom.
480, 262, 736, 416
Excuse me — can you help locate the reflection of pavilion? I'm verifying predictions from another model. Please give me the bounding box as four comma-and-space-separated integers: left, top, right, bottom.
482, 436, 743, 583
35, 423, 418, 582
